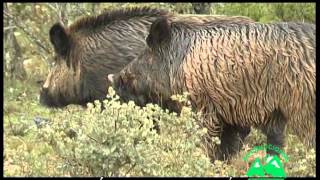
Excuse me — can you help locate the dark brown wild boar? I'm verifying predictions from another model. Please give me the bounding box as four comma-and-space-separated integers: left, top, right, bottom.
39, 6, 255, 108
39, 7, 169, 107
108, 17, 315, 162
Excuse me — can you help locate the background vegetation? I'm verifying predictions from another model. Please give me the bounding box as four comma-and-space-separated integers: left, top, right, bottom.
3, 3, 316, 177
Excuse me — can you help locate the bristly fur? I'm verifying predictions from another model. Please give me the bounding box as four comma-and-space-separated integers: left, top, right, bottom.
68, 7, 169, 34
170, 21, 316, 161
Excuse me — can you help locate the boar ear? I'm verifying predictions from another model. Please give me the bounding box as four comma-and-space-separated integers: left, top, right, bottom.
49, 23, 71, 57
146, 17, 171, 48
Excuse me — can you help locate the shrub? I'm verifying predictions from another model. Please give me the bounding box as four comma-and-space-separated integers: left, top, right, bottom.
38, 87, 215, 176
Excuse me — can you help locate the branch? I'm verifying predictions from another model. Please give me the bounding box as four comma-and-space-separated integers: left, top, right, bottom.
3, 26, 16, 31
124, 163, 136, 176
46, 3, 59, 14
87, 134, 101, 144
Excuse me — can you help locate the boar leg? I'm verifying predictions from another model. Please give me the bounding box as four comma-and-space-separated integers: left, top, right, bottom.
220, 124, 251, 160
261, 109, 287, 157
198, 108, 225, 163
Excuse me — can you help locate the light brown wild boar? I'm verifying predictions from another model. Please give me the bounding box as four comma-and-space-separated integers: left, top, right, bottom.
108, 17, 315, 162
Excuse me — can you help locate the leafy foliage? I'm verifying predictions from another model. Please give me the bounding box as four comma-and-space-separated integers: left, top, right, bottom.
213, 3, 315, 23
36, 87, 215, 176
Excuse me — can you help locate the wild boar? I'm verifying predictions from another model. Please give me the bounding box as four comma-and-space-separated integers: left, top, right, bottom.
108, 17, 315, 162
39, 7, 169, 107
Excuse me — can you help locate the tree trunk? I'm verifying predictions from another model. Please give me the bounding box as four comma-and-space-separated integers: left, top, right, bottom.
4, 3, 27, 81
192, 3, 212, 14
3, 3, 9, 74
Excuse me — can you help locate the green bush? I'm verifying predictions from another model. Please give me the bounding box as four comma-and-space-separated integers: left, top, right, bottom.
37, 87, 215, 176
213, 3, 315, 23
